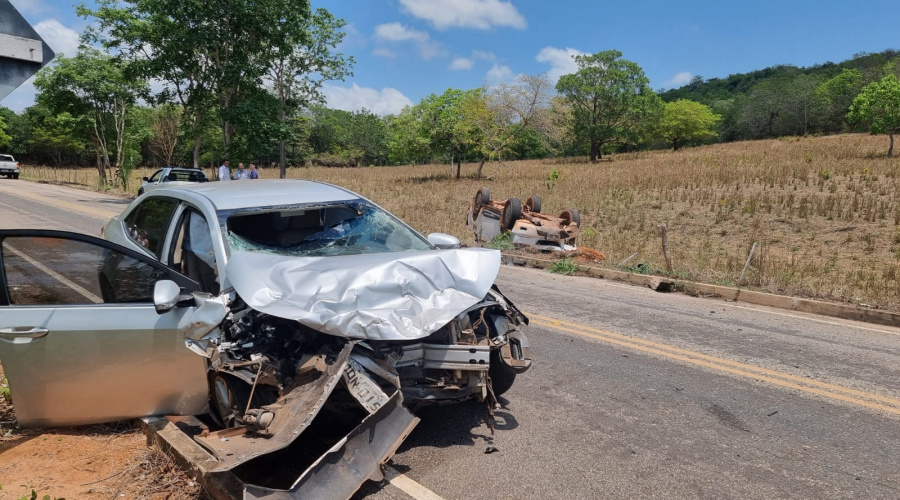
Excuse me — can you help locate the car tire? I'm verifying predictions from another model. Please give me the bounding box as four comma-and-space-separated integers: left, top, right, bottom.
210, 373, 278, 429
473, 187, 491, 219
13, 173, 19, 179
501, 197, 521, 231
489, 350, 516, 397
525, 195, 541, 213
559, 209, 580, 227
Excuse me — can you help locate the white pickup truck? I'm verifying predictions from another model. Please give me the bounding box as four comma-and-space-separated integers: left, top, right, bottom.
0, 154, 20, 179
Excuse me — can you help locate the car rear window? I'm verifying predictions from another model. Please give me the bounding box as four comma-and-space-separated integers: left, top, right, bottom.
0, 155, 13, 162
166, 170, 207, 182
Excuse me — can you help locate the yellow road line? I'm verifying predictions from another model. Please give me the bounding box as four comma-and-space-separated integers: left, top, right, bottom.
0, 185, 120, 220
528, 313, 900, 417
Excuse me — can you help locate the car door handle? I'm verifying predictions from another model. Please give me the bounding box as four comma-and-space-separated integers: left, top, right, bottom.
0, 327, 50, 342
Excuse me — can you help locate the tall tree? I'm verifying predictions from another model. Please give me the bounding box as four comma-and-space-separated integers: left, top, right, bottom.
268, 8, 353, 178
556, 50, 660, 162
34, 48, 148, 185
417, 88, 484, 178
848, 75, 900, 157
658, 99, 721, 150
469, 74, 553, 179
80, 0, 346, 169
147, 104, 181, 165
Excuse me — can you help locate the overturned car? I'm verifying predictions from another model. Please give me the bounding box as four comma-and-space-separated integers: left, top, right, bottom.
0, 180, 531, 497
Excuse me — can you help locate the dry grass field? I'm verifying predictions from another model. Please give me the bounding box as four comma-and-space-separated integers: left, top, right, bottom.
20, 133, 900, 312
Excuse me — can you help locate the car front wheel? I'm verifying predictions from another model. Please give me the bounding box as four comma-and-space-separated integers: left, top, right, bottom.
489, 350, 517, 397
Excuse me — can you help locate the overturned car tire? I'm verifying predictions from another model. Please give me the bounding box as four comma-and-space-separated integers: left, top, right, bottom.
501, 197, 522, 231
489, 350, 517, 397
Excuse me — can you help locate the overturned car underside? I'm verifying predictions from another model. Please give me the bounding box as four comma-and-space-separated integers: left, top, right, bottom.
177, 249, 531, 498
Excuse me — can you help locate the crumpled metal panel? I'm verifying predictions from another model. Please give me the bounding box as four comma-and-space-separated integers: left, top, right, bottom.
193, 342, 353, 470
224, 248, 500, 340
242, 392, 419, 500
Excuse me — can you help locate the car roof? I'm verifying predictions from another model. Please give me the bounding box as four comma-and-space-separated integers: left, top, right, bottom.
153, 179, 360, 211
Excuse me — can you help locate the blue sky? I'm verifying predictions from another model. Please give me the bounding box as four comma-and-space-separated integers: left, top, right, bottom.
3, 0, 899, 114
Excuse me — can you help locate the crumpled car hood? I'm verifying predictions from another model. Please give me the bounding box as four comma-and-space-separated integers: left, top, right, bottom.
224, 248, 501, 340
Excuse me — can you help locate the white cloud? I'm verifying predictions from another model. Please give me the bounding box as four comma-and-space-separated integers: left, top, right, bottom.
536, 46, 584, 83
399, 0, 527, 30
34, 19, 81, 57
664, 71, 694, 88
449, 57, 474, 70
373, 22, 443, 59
374, 22, 429, 42
323, 83, 413, 116
372, 48, 397, 58
472, 50, 496, 61
485, 64, 516, 84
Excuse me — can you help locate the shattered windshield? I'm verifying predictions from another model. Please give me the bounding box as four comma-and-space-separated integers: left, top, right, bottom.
222, 200, 433, 257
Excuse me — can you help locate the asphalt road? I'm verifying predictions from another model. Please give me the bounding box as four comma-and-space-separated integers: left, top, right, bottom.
2, 180, 899, 499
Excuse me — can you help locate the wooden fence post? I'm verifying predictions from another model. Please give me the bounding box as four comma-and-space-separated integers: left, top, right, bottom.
659, 224, 673, 273
739, 242, 759, 284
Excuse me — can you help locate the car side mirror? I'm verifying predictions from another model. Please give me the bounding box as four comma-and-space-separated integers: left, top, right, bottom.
154, 280, 192, 314
142, 177, 149, 182
427, 233, 460, 249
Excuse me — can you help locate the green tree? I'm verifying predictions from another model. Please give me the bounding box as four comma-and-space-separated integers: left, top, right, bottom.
0, 114, 11, 149
34, 48, 148, 185
28, 112, 87, 166
418, 88, 485, 178
658, 99, 721, 150
80, 0, 348, 169
556, 50, 660, 162
812, 69, 862, 133
848, 74, 900, 157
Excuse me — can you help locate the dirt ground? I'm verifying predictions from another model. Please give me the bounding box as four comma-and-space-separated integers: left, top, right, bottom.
0, 363, 202, 500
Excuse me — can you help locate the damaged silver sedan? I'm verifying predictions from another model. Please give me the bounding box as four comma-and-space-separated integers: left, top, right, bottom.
0, 180, 531, 497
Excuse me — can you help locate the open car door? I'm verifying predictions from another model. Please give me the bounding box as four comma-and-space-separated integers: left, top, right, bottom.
0, 230, 209, 427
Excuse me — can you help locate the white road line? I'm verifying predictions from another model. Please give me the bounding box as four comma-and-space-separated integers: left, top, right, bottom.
4, 242, 103, 304
384, 466, 445, 500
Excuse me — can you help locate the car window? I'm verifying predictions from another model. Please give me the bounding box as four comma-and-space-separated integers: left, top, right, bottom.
1, 236, 169, 305
148, 170, 163, 182
123, 197, 179, 258
0, 155, 13, 162
169, 209, 219, 294
224, 200, 432, 257
166, 170, 206, 182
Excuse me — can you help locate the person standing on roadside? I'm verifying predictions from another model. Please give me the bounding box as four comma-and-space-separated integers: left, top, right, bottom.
234, 162, 250, 180
218, 160, 231, 181
249, 163, 259, 179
